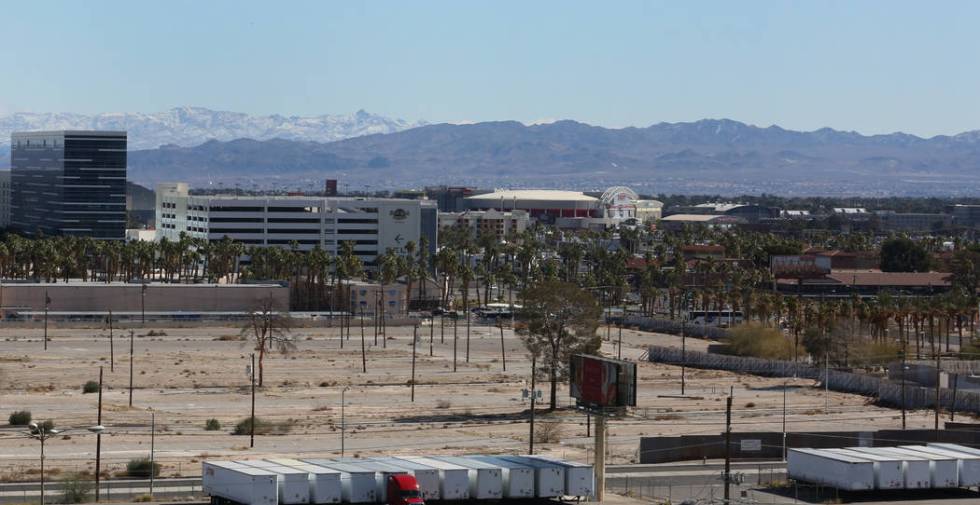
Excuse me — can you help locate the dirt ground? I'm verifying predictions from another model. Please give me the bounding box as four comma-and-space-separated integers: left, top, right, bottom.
0, 318, 940, 481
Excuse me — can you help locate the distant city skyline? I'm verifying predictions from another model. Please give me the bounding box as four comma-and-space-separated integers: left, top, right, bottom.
1, 0, 979, 137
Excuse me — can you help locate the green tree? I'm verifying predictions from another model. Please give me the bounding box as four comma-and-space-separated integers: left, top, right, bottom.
520, 280, 602, 410
880, 237, 930, 272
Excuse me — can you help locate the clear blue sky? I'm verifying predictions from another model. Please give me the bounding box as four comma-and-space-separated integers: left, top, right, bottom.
2, 0, 978, 137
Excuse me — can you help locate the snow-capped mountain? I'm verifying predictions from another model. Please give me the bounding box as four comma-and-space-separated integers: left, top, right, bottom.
0, 106, 424, 150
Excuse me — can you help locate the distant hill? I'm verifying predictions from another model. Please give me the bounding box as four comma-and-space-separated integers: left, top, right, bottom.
126, 119, 980, 196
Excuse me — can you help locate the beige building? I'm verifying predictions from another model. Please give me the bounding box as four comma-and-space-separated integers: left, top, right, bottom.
439, 209, 530, 239
347, 281, 408, 315
635, 199, 664, 223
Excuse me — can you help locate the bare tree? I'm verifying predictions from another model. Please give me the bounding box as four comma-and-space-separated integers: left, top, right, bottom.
520, 280, 602, 410
241, 295, 296, 386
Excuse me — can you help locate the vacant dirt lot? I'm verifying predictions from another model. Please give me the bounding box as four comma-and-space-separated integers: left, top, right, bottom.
0, 318, 938, 481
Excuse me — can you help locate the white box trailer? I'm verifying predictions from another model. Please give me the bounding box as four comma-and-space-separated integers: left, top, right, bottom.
824, 449, 903, 490
303, 460, 379, 503
850, 447, 930, 489
203, 461, 279, 505
527, 455, 595, 497
892, 446, 958, 488
787, 449, 874, 491
335, 459, 417, 504
909, 445, 980, 487
498, 456, 565, 497
467, 456, 534, 498
265, 459, 343, 504
236, 460, 312, 504
430, 456, 503, 499
373, 458, 442, 501
402, 457, 470, 500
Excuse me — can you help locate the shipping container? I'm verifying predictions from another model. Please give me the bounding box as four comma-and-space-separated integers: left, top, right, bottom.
467, 456, 535, 498
892, 446, 958, 488
303, 460, 380, 503
236, 460, 312, 504
907, 445, 980, 487
203, 461, 279, 505
429, 456, 503, 499
526, 455, 594, 497
850, 447, 930, 489
265, 459, 343, 504
401, 457, 470, 500
497, 456, 565, 497
787, 449, 874, 491
372, 458, 442, 501
823, 449, 903, 490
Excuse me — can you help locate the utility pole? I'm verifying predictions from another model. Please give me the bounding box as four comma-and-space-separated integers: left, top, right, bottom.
43, 290, 49, 351
617, 304, 624, 359
499, 323, 506, 371
824, 353, 830, 413
453, 314, 458, 372
465, 311, 471, 362
681, 318, 686, 395
935, 350, 942, 433
95, 367, 103, 501
901, 349, 907, 430
782, 380, 787, 461
429, 315, 434, 357
340, 386, 350, 457
951, 374, 958, 423
359, 306, 366, 373
724, 395, 733, 504
129, 330, 135, 407
250, 353, 256, 448
107, 310, 114, 373
149, 412, 155, 498
411, 325, 418, 402
141, 283, 147, 327
529, 356, 536, 455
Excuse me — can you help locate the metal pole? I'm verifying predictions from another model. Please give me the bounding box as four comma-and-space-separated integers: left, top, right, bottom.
129, 330, 134, 407
499, 323, 506, 371
465, 311, 470, 362
95, 367, 103, 502
901, 349, 907, 430
618, 304, 624, 359
951, 374, 958, 423
43, 290, 48, 351
250, 353, 256, 448
529, 356, 536, 455
824, 353, 829, 413
724, 395, 733, 504
40, 431, 45, 505
782, 380, 787, 461
429, 316, 434, 357
453, 315, 458, 372
149, 412, 155, 497
341, 387, 347, 457
411, 325, 417, 402
108, 310, 114, 373
681, 319, 686, 395
360, 306, 366, 373
141, 284, 146, 327
935, 350, 941, 433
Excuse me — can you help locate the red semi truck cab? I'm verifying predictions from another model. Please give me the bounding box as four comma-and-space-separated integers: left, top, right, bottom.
386, 474, 423, 505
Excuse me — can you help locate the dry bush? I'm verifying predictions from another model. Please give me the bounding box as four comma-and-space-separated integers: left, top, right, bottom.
435, 399, 452, 409
727, 323, 802, 360
534, 422, 565, 444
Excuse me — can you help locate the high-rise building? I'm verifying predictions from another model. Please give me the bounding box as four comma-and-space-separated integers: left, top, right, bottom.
11, 131, 127, 239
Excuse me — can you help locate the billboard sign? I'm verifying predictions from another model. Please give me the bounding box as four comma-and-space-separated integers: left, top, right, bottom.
569, 354, 637, 412
770, 254, 831, 279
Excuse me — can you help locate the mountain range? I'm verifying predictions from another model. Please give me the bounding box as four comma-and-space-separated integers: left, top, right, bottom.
3, 107, 980, 196
128, 118, 980, 196
0, 106, 423, 151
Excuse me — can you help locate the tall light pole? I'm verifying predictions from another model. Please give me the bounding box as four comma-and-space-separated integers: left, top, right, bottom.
149, 412, 156, 498
28, 422, 104, 505
95, 367, 104, 501
250, 353, 256, 448
340, 385, 351, 457
43, 290, 50, 351
141, 283, 148, 327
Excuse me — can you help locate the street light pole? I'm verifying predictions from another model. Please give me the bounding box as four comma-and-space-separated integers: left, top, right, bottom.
250, 353, 256, 448
129, 330, 135, 407
149, 412, 155, 498
95, 367, 104, 501
411, 325, 418, 402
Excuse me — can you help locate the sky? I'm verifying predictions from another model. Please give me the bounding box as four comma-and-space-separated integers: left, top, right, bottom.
1, 0, 979, 137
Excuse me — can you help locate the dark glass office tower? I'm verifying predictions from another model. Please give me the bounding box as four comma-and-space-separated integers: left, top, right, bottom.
11, 131, 127, 240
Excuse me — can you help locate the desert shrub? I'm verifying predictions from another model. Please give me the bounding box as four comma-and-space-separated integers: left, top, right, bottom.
134, 494, 153, 502
727, 323, 801, 360
435, 399, 452, 409
82, 381, 99, 394
849, 340, 901, 367
204, 418, 221, 431
9, 410, 31, 425
126, 458, 160, 478
233, 417, 291, 436
534, 422, 564, 443
60, 473, 93, 503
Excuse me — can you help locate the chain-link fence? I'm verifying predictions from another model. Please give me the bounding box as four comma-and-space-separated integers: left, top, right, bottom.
648, 345, 980, 415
